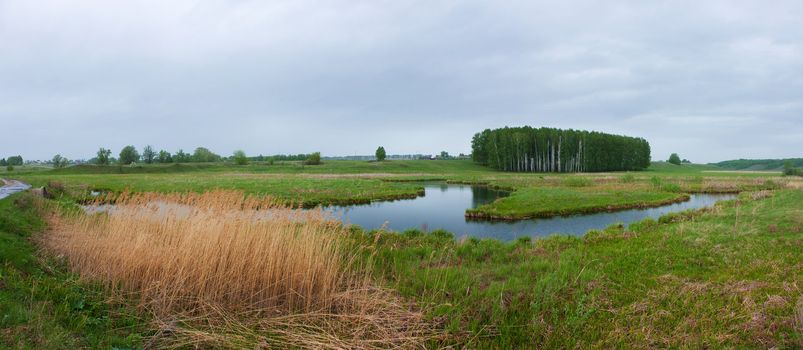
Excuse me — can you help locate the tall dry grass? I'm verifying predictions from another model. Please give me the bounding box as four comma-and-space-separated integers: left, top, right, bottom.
39, 190, 437, 348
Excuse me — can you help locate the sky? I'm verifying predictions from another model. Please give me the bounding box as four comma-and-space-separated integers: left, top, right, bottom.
1, 0, 802, 163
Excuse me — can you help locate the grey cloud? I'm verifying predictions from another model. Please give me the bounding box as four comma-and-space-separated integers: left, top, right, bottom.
1, 0, 802, 162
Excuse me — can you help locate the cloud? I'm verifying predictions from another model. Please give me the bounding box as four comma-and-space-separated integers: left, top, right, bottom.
1, 0, 802, 163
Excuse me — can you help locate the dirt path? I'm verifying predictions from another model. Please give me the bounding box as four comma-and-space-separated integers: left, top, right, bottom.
0, 179, 31, 200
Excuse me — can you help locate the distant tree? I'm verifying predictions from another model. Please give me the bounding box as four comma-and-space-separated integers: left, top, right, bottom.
119, 145, 140, 165
668, 153, 681, 165
305, 152, 322, 165
174, 149, 189, 163
96, 148, 112, 165
192, 147, 221, 163
233, 150, 248, 165
51, 154, 69, 168
375, 146, 386, 161
0, 158, 6, 166
681, 159, 691, 164
440, 151, 450, 159
142, 145, 156, 164
157, 150, 173, 163
783, 160, 802, 176
6, 155, 23, 166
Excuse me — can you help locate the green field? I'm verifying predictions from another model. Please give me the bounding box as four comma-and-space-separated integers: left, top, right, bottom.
2, 160, 802, 348
11, 160, 786, 216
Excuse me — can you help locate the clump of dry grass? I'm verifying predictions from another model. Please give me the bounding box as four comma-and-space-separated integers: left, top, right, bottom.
39, 190, 437, 348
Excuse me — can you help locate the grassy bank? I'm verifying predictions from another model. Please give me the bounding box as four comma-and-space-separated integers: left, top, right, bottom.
362, 189, 803, 347
466, 187, 688, 219
12, 160, 790, 216
0, 193, 146, 348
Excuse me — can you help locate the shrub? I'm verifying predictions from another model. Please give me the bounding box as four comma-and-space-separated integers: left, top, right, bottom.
233, 150, 248, 165
6, 165, 13, 171
668, 153, 681, 165
305, 152, 322, 165
191, 147, 221, 163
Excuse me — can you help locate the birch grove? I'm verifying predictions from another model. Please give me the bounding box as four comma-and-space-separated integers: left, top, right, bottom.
471, 127, 651, 172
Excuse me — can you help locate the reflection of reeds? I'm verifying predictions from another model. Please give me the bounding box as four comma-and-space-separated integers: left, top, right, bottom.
40, 190, 436, 348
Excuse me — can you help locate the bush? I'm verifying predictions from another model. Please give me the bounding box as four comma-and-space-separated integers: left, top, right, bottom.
668, 153, 681, 165
6, 165, 13, 171
233, 150, 248, 165
305, 152, 322, 165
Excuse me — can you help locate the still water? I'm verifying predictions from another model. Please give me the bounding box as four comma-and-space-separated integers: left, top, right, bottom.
325, 183, 736, 241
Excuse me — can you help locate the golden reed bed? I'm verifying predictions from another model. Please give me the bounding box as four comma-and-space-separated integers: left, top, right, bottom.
38, 190, 437, 349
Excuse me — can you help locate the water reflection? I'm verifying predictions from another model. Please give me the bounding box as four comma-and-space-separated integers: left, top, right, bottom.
325, 183, 736, 241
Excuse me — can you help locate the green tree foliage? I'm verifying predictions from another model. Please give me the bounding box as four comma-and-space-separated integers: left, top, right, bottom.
174, 149, 190, 163
96, 148, 112, 165
191, 147, 221, 163
6, 156, 23, 166
375, 146, 386, 161
233, 150, 248, 165
471, 127, 651, 172
142, 145, 156, 164
51, 154, 69, 168
0, 159, 6, 166
668, 153, 681, 165
440, 151, 451, 159
268, 154, 313, 161
783, 160, 802, 177
119, 146, 140, 165
5, 165, 12, 171
305, 152, 322, 165
157, 150, 173, 163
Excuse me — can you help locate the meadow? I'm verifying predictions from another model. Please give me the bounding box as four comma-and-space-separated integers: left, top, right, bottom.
1, 160, 801, 348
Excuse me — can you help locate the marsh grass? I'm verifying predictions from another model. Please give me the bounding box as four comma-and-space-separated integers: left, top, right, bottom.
38, 190, 437, 348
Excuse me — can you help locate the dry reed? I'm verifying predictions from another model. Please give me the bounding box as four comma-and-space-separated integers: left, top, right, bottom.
38, 190, 437, 349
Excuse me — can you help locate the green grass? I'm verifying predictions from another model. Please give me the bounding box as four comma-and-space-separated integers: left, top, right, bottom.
0, 193, 146, 349
466, 187, 688, 219
357, 189, 803, 348
11, 160, 787, 216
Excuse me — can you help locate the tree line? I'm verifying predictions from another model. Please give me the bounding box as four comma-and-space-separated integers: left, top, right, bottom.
471, 126, 651, 172
89, 146, 322, 166
0, 155, 23, 166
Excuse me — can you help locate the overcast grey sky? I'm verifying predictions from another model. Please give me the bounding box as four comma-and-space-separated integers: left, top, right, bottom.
1, 1, 801, 162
